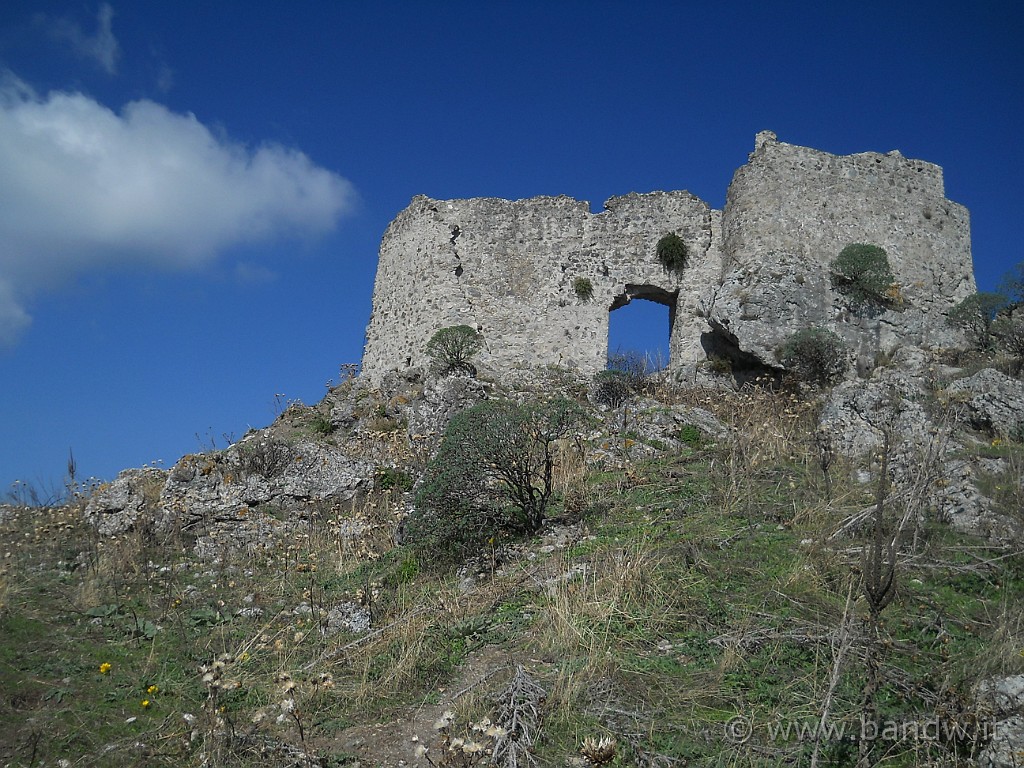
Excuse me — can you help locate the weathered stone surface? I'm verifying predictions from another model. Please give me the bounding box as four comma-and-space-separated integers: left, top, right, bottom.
947, 369, 1024, 437
162, 438, 370, 528
976, 675, 1024, 768
364, 191, 716, 381
818, 367, 1021, 543
363, 132, 975, 384
590, 398, 726, 466
980, 715, 1024, 768
404, 370, 489, 447
84, 468, 169, 535
716, 132, 974, 369
977, 675, 1024, 717
321, 602, 372, 635
817, 370, 927, 458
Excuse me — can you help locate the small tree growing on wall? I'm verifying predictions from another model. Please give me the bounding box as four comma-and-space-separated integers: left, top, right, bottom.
425, 324, 483, 376
829, 243, 899, 312
656, 233, 688, 274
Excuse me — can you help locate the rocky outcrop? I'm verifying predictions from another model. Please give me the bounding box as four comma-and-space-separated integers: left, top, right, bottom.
85, 468, 169, 535
818, 365, 1021, 543
162, 437, 370, 528
947, 369, 1024, 438
976, 675, 1024, 768
404, 370, 489, 448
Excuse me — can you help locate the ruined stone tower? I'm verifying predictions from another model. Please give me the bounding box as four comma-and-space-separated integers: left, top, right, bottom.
361, 132, 976, 383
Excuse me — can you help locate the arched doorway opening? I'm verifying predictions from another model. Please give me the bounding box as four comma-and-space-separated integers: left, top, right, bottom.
607, 284, 676, 372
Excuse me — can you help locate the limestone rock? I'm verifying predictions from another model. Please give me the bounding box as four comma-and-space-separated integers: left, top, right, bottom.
976, 676, 1024, 768
405, 371, 489, 449
947, 369, 1024, 437
321, 602, 372, 635
818, 370, 927, 458
84, 468, 169, 535
980, 715, 1024, 768
162, 438, 370, 528
977, 675, 1024, 717
818, 367, 1020, 543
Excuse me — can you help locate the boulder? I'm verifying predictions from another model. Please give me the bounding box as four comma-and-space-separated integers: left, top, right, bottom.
947, 369, 1024, 438
976, 675, 1024, 768
84, 468, 169, 535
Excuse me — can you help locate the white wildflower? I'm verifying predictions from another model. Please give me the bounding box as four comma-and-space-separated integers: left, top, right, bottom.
433, 709, 456, 730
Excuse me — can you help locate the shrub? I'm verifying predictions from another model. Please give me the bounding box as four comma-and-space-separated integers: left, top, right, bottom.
592, 350, 656, 405
829, 243, 897, 310
309, 415, 335, 436
778, 327, 849, 386
678, 424, 702, 447
592, 370, 632, 407
656, 233, 688, 274
608, 350, 654, 390
425, 324, 483, 376
375, 467, 413, 492
947, 292, 1008, 349
706, 354, 733, 377
573, 276, 594, 301
991, 312, 1024, 374
234, 439, 295, 478
405, 398, 584, 564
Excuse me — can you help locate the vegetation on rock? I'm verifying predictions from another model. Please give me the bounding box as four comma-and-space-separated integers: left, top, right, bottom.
572, 276, 594, 302
591, 369, 632, 407
829, 243, 899, 311
778, 326, 849, 386
947, 292, 1008, 349
425, 324, 483, 376
945, 262, 1024, 375
656, 232, 688, 274
992, 311, 1024, 375
405, 397, 584, 564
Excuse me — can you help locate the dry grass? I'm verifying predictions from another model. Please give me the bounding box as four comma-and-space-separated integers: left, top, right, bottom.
551, 438, 589, 517
2, 374, 1022, 766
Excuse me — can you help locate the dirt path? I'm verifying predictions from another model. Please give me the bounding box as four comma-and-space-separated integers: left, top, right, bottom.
320, 645, 515, 767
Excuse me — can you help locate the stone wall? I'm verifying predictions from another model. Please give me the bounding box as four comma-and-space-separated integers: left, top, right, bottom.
708, 131, 976, 368
361, 132, 976, 383
363, 191, 720, 381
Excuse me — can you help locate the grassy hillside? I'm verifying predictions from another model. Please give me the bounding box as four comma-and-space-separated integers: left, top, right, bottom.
1, 380, 1021, 767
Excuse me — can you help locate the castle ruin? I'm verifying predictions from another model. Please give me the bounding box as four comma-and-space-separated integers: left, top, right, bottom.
362, 131, 976, 383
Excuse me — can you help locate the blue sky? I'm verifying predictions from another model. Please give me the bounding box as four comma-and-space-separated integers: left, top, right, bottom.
1, 1, 1021, 495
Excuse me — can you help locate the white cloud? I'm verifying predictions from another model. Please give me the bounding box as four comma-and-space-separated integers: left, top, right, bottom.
0, 280, 32, 348
0, 76, 355, 348
48, 3, 122, 75
234, 262, 278, 284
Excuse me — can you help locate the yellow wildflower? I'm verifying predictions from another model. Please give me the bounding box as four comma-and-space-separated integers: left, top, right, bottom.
141, 699, 151, 709
146, 684, 159, 695
99, 662, 112, 675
